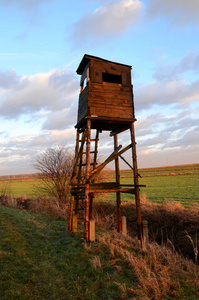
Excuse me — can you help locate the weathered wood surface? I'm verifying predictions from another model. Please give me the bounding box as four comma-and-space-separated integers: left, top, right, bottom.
89, 107, 133, 120
89, 188, 135, 194
89, 81, 132, 91
114, 134, 122, 232
77, 84, 134, 121
68, 195, 74, 232
84, 119, 91, 241
77, 55, 134, 125
77, 54, 132, 75
130, 122, 143, 243
70, 183, 145, 189
90, 59, 131, 77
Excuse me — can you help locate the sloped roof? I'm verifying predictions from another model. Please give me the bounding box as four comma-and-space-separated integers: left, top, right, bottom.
76, 54, 132, 75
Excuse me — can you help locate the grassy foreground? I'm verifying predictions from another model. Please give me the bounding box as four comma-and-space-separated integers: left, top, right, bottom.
0, 206, 199, 299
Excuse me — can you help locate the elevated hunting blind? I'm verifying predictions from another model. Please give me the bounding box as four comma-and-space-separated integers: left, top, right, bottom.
76, 54, 134, 132
69, 54, 143, 242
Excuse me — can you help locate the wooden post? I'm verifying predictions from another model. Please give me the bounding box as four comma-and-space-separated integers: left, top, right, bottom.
93, 130, 99, 169
89, 194, 94, 219
130, 122, 143, 243
72, 214, 78, 232
89, 219, 95, 242
122, 216, 127, 235
142, 220, 149, 249
84, 119, 91, 240
114, 134, 122, 232
69, 195, 74, 231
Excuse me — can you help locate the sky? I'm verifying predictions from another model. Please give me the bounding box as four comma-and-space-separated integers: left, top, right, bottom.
0, 0, 199, 175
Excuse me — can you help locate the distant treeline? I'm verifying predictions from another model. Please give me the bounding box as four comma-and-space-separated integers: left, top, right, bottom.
0, 174, 41, 180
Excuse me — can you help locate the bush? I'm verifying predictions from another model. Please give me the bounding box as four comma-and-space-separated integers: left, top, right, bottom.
34, 146, 74, 208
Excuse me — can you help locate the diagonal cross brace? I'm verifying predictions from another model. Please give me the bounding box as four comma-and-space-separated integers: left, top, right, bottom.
88, 143, 132, 182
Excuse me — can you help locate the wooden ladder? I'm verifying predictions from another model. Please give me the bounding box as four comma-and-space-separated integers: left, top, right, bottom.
69, 127, 99, 233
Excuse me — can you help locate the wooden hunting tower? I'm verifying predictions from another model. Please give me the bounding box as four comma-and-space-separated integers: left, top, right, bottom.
69, 54, 143, 242
76, 54, 134, 131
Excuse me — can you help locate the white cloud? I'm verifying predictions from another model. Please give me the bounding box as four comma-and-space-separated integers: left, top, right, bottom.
72, 0, 143, 44
0, 66, 80, 175
0, 69, 21, 89
147, 0, 199, 27
154, 51, 199, 81
0, 128, 76, 175
42, 108, 77, 130
135, 79, 199, 111
0, 69, 79, 121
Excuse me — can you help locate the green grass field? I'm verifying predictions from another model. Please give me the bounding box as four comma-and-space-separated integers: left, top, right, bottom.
102, 164, 199, 208
0, 206, 198, 299
0, 178, 44, 198
0, 164, 199, 299
0, 164, 199, 208
0, 206, 131, 299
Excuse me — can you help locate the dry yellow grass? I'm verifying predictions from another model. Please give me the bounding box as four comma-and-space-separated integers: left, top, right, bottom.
99, 232, 199, 299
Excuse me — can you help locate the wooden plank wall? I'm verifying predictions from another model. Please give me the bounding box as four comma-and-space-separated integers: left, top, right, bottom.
88, 59, 133, 120
77, 58, 134, 124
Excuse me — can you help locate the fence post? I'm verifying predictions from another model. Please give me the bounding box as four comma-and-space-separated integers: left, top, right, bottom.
72, 214, 77, 232
89, 219, 95, 242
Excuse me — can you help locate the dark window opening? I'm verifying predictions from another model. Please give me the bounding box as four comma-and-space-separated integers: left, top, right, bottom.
102, 72, 122, 84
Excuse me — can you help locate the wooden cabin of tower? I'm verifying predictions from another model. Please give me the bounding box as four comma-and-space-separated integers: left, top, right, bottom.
69, 55, 143, 242
76, 54, 135, 132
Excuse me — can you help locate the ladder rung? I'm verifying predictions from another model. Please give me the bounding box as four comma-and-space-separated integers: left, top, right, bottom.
78, 139, 99, 142
82, 151, 96, 154
77, 163, 94, 166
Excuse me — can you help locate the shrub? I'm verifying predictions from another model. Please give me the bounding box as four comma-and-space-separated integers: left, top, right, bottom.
34, 146, 74, 208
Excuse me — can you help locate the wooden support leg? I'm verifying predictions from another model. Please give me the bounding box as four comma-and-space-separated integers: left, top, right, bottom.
69, 195, 74, 232
89, 194, 94, 219
84, 119, 91, 241
114, 134, 122, 233
130, 122, 143, 243
93, 130, 99, 169
69, 130, 80, 231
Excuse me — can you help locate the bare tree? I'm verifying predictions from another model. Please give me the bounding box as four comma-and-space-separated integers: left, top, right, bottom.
34, 146, 74, 208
